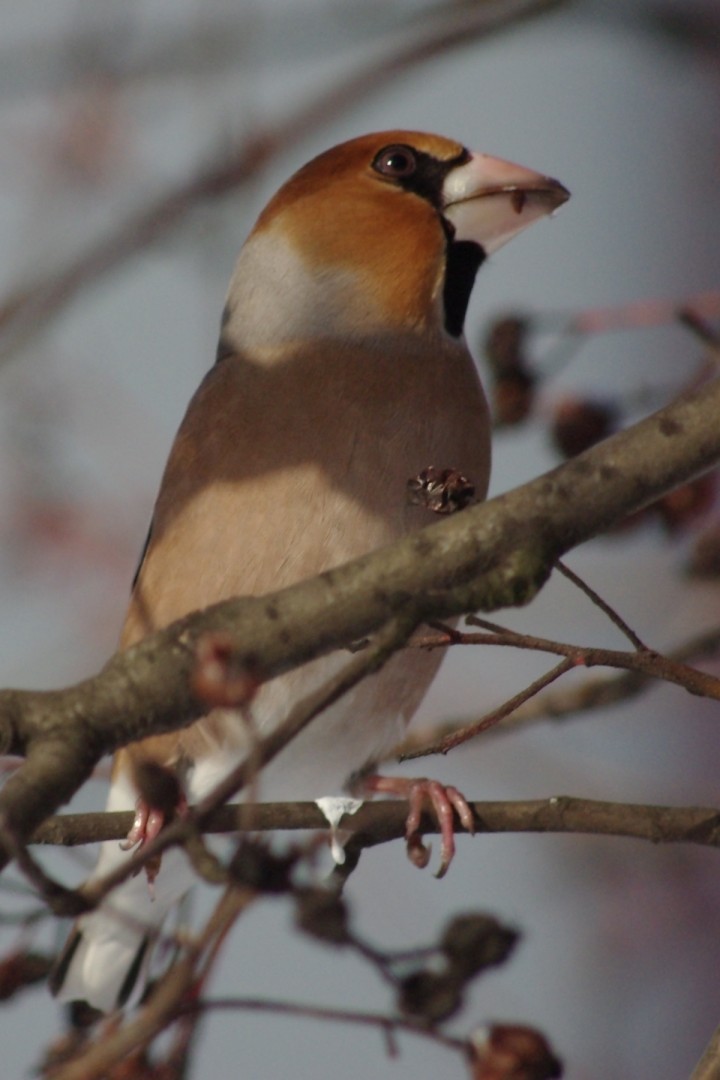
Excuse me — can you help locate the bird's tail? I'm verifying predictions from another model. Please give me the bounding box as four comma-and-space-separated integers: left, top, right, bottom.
50, 839, 195, 1013
50, 762, 199, 1013
51, 749, 247, 1011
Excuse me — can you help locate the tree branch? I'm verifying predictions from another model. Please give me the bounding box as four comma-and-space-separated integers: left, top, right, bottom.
400, 623, 720, 755
1, 376, 720, 867
24, 795, 720, 853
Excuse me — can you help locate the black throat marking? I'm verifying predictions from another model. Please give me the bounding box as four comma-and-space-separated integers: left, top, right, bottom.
442, 236, 485, 338
386, 144, 485, 339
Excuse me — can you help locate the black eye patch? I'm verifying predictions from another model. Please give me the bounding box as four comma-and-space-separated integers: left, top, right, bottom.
371, 144, 470, 208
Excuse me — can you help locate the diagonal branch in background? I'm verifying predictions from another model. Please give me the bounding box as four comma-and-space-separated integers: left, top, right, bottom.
400, 625, 720, 759
399, 558, 720, 759
0, 0, 565, 360
503, 624, 720, 731
0, 375, 719, 868
399, 613, 720, 756
400, 624, 720, 756
554, 559, 647, 649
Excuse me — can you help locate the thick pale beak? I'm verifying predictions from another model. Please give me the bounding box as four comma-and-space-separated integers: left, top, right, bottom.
442, 152, 570, 254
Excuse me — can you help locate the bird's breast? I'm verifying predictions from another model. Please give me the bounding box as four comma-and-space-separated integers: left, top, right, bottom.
126, 333, 489, 635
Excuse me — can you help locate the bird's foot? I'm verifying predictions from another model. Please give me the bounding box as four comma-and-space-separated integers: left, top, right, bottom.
119, 798, 167, 852
118, 767, 188, 892
118, 799, 168, 891
118, 760, 188, 889
364, 775, 475, 878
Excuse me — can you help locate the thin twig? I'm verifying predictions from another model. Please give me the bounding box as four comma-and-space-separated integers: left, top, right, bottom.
566, 289, 720, 336
402, 625, 720, 750
400, 659, 574, 758
678, 309, 720, 357
184, 995, 467, 1054
555, 560, 646, 650
403, 619, 720, 759
432, 621, 720, 702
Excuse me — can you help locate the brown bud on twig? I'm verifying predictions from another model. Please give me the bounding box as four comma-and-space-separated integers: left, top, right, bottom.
687, 520, 720, 577
468, 1024, 563, 1079
398, 969, 463, 1023
441, 914, 518, 982
294, 887, 351, 946
228, 838, 295, 894
551, 398, 615, 459
493, 370, 536, 427
654, 473, 716, 533
407, 467, 476, 515
484, 316, 530, 379
191, 631, 261, 708
483, 316, 536, 427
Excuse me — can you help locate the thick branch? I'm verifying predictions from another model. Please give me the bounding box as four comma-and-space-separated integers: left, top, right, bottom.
1, 377, 720, 862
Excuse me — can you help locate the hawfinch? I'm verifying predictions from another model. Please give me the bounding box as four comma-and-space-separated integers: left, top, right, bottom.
51, 131, 568, 1012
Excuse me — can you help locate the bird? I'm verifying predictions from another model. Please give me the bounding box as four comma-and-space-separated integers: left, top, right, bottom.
51, 130, 568, 1012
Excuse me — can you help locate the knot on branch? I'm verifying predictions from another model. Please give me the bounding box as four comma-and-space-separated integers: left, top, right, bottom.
452, 538, 554, 617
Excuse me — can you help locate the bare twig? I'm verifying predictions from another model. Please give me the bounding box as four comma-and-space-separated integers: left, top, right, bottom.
554, 560, 646, 649
566, 289, 720, 337
27, 797, 720, 853
401, 658, 574, 758
405, 624, 720, 756
403, 613, 720, 759
678, 309, 720, 358
185, 995, 467, 1053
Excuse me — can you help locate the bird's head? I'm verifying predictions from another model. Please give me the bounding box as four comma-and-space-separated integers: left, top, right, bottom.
221, 131, 569, 353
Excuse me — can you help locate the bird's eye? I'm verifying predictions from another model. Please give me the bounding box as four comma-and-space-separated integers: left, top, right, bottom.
373, 145, 417, 179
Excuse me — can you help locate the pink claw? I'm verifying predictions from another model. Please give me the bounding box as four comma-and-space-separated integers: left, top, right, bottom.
119, 798, 167, 851
364, 775, 475, 877
118, 798, 169, 893
119, 798, 153, 851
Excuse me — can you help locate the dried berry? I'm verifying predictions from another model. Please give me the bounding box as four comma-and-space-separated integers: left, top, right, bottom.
228, 839, 294, 894
469, 1023, 563, 1079
688, 521, 720, 577
493, 371, 536, 427
551, 398, 615, 459
441, 914, 518, 981
398, 969, 463, 1023
294, 887, 351, 946
655, 474, 716, 533
483, 316, 530, 379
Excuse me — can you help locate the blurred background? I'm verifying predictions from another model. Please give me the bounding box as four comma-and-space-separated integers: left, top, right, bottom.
1, 0, 720, 1077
